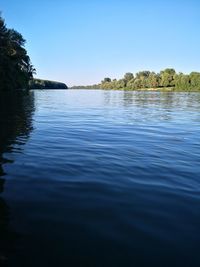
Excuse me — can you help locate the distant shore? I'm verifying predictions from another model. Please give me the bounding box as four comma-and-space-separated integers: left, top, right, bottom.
29, 79, 68, 90
70, 87, 200, 92
70, 69, 200, 92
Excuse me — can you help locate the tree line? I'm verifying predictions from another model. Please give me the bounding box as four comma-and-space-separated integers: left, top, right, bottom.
72, 69, 200, 91
29, 79, 68, 89
0, 14, 35, 91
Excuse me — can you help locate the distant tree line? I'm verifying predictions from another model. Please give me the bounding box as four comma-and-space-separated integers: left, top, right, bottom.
29, 79, 68, 89
71, 69, 200, 91
0, 14, 35, 91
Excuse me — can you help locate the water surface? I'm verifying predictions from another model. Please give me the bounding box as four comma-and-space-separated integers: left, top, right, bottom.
0, 90, 200, 267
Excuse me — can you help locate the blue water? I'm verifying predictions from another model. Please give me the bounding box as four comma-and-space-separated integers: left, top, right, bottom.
0, 90, 200, 267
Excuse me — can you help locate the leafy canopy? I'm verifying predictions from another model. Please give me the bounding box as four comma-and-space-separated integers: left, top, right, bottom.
0, 15, 35, 91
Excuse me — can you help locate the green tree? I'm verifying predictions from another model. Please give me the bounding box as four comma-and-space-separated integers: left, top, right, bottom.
115, 79, 126, 89
190, 72, 200, 90
174, 73, 190, 90
0, 15, 35, 91
147, 72, 160, 88
160, 69, 176, 87
126, 78, 135, 89
124, 73, 134, 82
102, 77, 111, 83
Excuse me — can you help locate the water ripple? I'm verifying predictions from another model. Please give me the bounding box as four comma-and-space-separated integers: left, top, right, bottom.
2, 90, 200, 267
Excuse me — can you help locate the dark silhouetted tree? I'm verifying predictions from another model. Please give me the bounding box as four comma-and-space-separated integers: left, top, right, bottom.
0, 15, 35, 91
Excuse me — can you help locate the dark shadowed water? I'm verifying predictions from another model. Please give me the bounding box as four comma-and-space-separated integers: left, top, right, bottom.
0, 90, 200, 267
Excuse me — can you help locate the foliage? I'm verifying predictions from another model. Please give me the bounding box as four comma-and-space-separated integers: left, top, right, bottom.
29, 79, 68, 89
102, 77, 111, 83
160, 68, 176, 87
124, 73, 134, 82
72, 69, 200, 91
190, 72, 200, 90
174, 73, 190, 90
0, 15, 35, 91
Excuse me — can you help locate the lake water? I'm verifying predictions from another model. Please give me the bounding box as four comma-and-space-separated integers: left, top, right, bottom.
0, 90, 200, 267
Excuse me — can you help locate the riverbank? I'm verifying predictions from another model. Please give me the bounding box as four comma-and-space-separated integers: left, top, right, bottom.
70, 87, 199, 92
29, 79, 68, 89
111, 87, 174, 91
70, 69, 200, 92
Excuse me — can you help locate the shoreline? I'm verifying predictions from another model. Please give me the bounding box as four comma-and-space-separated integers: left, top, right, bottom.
70, 87, 199, 92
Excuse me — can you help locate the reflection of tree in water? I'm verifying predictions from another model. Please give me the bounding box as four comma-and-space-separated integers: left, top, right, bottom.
124, 91, 175, 108
122, 91, 136, 106
0, 91, 35, 266
0, 177, 15, 266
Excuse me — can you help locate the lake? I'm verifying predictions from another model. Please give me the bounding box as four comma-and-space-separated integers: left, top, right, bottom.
0, 89, 200, 267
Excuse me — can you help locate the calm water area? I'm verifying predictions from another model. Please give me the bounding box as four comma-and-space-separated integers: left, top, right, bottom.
0, 89, 200, 266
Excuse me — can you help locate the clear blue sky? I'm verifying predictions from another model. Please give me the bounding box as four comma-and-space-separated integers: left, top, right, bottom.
1, 0, 200, 86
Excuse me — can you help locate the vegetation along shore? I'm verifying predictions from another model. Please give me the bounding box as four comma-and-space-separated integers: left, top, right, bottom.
71, 69, 200, 91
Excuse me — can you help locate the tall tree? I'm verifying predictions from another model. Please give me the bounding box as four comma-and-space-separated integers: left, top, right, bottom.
160, 69, 176, 87
0, 15, 35, 91
124, 73, 134, 82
